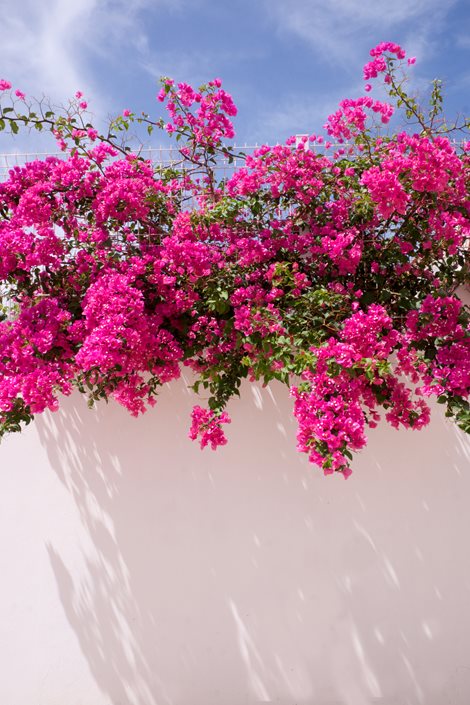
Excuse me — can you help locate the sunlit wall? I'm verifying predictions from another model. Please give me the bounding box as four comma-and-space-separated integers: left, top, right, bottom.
1, 378, 470, 705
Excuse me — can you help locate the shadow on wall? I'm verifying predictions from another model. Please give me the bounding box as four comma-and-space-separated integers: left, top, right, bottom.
36, 377, 470, 705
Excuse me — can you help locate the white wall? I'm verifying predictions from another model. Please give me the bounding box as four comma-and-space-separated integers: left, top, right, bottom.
1, 378, 470, 705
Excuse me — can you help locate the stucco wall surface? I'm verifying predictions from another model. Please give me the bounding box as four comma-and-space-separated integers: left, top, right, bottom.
0, 379, 470, 705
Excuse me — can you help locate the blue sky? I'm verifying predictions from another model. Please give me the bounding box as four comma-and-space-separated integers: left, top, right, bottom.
1, 0, 470, 153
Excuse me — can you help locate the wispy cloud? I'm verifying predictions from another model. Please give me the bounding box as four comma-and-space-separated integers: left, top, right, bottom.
263, 0, 456, 65
0, 0, 174, 109
455, 33, 470, 50
141, 44, 266, 91
250, 95, 339, 144
255, 0, 459, 142
1, 0, 464, 154
0, 0, 165, 153
2, 0, 99, 102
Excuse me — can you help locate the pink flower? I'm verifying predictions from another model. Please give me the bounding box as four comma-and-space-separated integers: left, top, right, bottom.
189, 405, 231, 450
0, 79, 12, 91
0, 42, 467, 481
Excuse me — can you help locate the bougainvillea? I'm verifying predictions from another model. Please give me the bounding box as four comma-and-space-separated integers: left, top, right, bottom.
0, 43, 469, 477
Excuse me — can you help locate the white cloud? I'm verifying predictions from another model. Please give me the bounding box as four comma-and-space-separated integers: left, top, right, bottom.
256, 0, 459, 142
1, 0, 99, 103
0, 0, 177, 110
0, 0, 165, 155
141, 44, 266, 92
250, 95, 338, 144
455, 33, 470, 50
263, 0, 456, 65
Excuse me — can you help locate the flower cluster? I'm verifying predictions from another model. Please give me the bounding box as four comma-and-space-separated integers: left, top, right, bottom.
189, 405, 231, 450
158, 77, 237, 145
0, 42, 468, 477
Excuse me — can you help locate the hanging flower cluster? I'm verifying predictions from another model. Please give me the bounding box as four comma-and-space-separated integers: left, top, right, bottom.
0, 43, 469, 477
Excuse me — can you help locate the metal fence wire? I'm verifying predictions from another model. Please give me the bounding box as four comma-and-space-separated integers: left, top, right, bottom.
0, 139, 359, 181
0, 145, 262, 182
1, 139, 467, 182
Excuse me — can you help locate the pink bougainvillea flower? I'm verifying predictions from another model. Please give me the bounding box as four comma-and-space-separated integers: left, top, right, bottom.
0, 41, 468, 479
